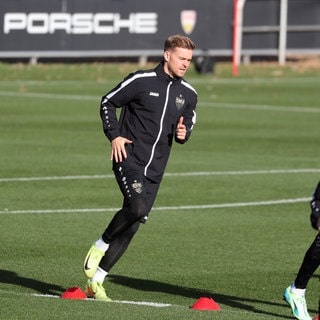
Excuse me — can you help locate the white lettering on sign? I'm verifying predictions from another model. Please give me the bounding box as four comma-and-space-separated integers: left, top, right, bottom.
4, 12, 158, 34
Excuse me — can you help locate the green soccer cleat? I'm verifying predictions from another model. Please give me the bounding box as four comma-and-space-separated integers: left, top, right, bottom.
283, 286, 312, 320
83, 244, 105, 279
85, 280, 112, 301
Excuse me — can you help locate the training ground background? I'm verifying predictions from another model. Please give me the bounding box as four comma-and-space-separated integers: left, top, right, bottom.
0, 58, 320, 319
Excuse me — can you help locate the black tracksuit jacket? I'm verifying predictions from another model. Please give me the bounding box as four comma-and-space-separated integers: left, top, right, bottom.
100, 62, 198, 183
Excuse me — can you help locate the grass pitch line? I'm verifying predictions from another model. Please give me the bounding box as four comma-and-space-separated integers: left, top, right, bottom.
0, 289, 171, 307
2, 290, 172, 307
0, 90, 97, 102
202, 101, 320, 113
113, 300, 172, 307
1, 168, 320, 183
0, 197, 310, 215
0, 76, 317, 86
1, 90, 319, 113
0, 174, 115, 182
31, 293, 172, 307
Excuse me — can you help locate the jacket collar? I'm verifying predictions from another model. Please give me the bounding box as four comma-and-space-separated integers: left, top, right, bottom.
155, 61, 181, 83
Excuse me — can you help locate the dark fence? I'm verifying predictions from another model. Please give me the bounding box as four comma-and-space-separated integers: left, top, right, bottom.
0, 0, 319, 61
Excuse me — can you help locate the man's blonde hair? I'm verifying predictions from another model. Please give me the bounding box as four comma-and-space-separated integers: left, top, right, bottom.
164, 34, 195, 51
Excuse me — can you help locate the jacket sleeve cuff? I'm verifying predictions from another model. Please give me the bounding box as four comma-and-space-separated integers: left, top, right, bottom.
104, 128, 121, 142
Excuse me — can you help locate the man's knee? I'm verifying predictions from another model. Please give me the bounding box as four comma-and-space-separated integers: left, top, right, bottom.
127, 198, 149, 222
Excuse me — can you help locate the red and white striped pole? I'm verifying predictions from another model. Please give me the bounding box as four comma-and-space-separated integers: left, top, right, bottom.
232, 0, 239, 76
232, 0, 246, 76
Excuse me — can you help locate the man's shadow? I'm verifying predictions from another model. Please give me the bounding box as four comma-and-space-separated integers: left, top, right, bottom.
0, 269, 65, 295
0, 269, 308, 318
109, 274, 295, 319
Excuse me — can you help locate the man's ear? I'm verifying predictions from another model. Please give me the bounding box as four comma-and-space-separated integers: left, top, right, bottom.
164, 50, 170, 62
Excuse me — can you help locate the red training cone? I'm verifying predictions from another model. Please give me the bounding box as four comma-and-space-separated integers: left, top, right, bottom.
61, 287, 87, 300
191, 297, 221, 311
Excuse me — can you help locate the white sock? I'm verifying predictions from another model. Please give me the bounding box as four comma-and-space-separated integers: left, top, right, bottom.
95, 238, 109, 252
92, 267, 108, 283
291, 283, 306, 296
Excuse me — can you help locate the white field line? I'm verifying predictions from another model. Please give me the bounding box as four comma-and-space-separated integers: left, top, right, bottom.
0, 90, 97, 101
112, 300, 171, 307
190, 77, 319, 85
31, 293, 172, 307
0, 198, 310, 215
0, 174, 114, 182
0, 169, 315, 214
0, 90, 319, 113
0, 80, 108, 86
201, 101, 320, 113
0, 77, 318, 85
0, 290, 171, 307
1, 168, 320, 183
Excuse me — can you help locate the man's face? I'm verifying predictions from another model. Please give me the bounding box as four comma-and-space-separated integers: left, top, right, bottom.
164, 47, 193, 78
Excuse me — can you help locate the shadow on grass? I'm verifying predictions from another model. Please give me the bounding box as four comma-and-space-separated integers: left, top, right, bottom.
109, 274, 296, 319
0, 269, 314, 318
0, 269, 65, 295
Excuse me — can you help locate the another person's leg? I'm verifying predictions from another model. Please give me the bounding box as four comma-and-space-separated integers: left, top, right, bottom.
283, 234, 320, 320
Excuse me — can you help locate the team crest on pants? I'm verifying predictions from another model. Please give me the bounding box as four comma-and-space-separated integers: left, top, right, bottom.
132, 181, 143, 194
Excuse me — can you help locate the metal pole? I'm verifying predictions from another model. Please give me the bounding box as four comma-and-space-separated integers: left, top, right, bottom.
279, 0, 288, 65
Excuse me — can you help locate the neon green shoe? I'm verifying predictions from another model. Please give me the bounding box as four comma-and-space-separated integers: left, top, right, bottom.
85, 280, 112, 301
83, 244, 105, 279
283, 286, 312, 320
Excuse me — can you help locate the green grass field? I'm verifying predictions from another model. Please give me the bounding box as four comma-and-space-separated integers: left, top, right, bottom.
1, 60, 320, 319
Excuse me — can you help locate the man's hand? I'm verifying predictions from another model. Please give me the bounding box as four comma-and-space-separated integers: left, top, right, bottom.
111, 136, 133, 163
175, 116, 187, 140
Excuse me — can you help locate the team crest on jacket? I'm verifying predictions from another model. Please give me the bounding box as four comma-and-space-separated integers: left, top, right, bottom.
132, 181, 143, 194
175, 95, 185, 110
